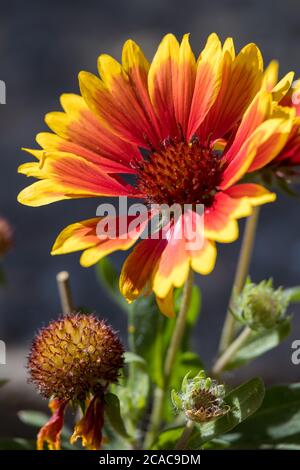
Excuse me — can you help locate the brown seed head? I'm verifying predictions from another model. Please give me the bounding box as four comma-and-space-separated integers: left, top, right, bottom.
28, 313, 124, 401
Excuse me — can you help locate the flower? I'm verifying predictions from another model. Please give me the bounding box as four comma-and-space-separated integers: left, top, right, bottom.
257, 61, 300, 177
18, 33, 294, 314
231, 278, 289, 331
0, 217, 13, 257
171, 370, 229, 423
28, 313, 124, 450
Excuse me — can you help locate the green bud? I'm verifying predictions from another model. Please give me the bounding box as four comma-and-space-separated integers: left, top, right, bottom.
232, 278, 289, 331
171, 370, 229, 423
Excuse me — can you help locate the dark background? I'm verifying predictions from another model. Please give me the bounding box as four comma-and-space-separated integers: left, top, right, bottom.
0, 0, 300, 438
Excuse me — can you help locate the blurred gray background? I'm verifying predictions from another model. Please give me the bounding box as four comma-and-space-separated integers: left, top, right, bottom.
0, 0, 300, 438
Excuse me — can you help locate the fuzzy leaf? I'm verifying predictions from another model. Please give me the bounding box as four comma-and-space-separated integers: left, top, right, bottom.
224, 319, 291, 370
222, 383, 300, 448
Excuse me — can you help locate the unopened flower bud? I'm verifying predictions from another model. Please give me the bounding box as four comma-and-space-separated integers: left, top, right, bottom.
232, 278, 289, 331
171, 370, 229, 423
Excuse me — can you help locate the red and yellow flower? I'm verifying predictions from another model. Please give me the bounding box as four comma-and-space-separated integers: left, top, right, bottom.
262, 60, 300, 169
18, 33, 296, 315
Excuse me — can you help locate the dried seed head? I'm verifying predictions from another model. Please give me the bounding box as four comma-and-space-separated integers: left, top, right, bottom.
171, 370, 229, 423
28, 313, 124, 401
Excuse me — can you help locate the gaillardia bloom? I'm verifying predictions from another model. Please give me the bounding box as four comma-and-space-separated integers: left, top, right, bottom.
258, 61, 300, 177
18, 33, 295, 314
28, 313, 124, 450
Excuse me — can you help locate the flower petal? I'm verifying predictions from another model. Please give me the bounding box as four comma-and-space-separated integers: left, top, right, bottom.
274, 119, 300, 165
156, 288, 175, 318
37, 399, 68, 451
18, 152, 139, 207
52, 213, 151, 267
174, 34, 197, 137
98, 53, 160, 146
148, 33, 180, 138
44, 94, 140, 170
220, 92, 293, 189
198, 42, 263, 141
271, 71, 295, 102
247, 106, 294, 172
263, 60, 279, 90
122, 39, 162, 142
204, 193, 241, 243
120, 236, 168, 302
153, 211, 206, 298
187, 33, 222, 140
71, 394, 105, 450
226, 183, 276, 205
190, 239, 217, 275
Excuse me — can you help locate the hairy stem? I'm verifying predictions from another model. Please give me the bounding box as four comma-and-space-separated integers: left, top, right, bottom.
219, 207, 260, 353
143, 269, 194, 449
213, 326, 252, 375
175, 419, 195, 450
56, 271, 74, 315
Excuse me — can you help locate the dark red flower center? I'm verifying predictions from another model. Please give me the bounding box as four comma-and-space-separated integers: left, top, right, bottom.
134, 138, 226, 207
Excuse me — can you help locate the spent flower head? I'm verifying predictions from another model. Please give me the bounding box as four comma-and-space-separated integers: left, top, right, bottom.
28, 313, 124, 450
171, 370, 229, 423
231, 278, 289, 331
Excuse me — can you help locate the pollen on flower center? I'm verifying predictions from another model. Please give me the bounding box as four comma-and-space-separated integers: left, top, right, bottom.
134, 138, 226, 207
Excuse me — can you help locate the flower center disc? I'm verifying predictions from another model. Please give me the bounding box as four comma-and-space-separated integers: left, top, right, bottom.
135, 139, 225, 207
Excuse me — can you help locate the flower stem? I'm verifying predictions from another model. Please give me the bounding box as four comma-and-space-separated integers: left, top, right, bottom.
175, 419, 195, 450
213, 326, 252, 375
219, 207, 260, 353
56, 271, 74, 315
143, 268, 194, 449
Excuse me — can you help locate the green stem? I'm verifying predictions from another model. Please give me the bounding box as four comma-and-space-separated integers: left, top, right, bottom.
175, 420, 195, 450
219, 207, 260, 353
213, 326, 252, 375
143, 269, 194, 449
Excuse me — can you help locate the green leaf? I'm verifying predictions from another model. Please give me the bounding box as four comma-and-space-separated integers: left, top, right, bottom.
95, 258, 129, 312
152, 427, 185, 450
285, 286, 300, 303
105, 393, 130, 439
153, 377, 265, 449
189, 377, 265, 448
224, 319, 291, 370
18, 410, 49, 428
222, 383, 300, 448
124, 352, 146, 366
18, 410, 71, 439
0, 438, 36, 450
118, 364, 150, 428
129, 294, 166, 387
